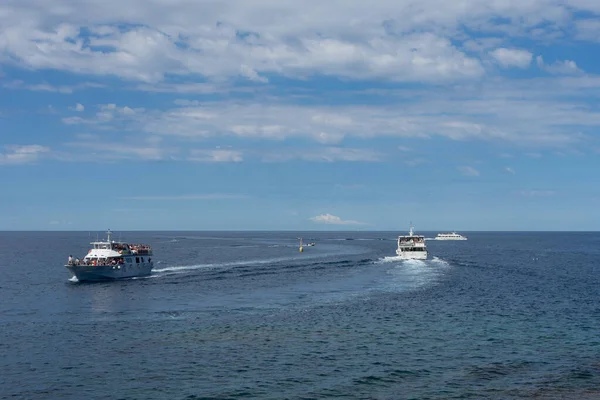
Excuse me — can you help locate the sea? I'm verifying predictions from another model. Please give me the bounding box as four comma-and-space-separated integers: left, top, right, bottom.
1, 231, 600, 399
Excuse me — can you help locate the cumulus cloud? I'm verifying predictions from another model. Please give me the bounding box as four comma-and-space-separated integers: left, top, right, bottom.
3, 1, 600, 167
4, 0, 580, 84
309, 213, 366, 225
536, 56, 583, 75
489, 48, 533, 69
2, 0, 599, 88
69, 103, 85, 112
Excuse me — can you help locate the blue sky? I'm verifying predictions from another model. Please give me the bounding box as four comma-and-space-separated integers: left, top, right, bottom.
1, 0, 600, 231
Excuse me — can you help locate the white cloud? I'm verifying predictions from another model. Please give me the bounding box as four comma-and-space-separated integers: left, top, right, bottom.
261, 147, 382, 162
48, 220, 73, 225
458, 165, 480, 176
0, 19, 485, 84
58, 85, 594, 148
489, 48, 533, 69
575, 18, 600, 42
536, 56, 583, 75
3, 80, 104, 93
188, 149, 243, 163
0, 144, 50, 165
504, 167, 516, 174
310, 213, 366, 225
9, 0, 583, 84
62, 137, 172, 161
174, 99, 201, 106
3, 0, 600, 88
69, 103, 85, 112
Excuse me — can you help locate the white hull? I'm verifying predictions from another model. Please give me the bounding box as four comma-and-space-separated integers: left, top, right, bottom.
395, 250, 428, 260
434, 237, 467, 241
395, 223, 428, 260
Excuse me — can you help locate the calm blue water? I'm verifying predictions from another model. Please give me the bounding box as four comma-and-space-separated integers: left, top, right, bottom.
1, 231, 600, 399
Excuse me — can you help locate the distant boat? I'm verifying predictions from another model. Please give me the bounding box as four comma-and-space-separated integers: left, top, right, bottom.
434, 232, 467, 241
65, 230, 154, 281
396, 223, 428, 260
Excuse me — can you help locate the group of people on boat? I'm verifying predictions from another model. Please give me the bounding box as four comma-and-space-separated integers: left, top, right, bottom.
399, 237, 425, 245
67, 255, 125, 266
128, 244, 151, 254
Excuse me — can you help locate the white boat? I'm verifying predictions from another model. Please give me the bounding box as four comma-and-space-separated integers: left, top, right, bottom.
396, 223, 428, 260
434, 232, 467, 240
65, 230, 154, 281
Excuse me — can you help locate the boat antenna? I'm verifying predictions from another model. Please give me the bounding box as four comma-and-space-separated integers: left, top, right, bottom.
409, 221, 414, 236
106, 229, 112, 243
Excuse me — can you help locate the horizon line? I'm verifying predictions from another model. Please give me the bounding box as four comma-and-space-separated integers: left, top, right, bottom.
1, 229, 599, 233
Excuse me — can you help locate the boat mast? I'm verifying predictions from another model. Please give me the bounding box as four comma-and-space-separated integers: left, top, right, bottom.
409, 221, 414, 236
106, 229, 112, 243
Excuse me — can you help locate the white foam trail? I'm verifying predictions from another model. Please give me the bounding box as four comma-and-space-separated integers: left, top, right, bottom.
401, 259, 428, 267
375, 255, 451, 267
153, 262, 221, 273
375, 255, 407, 264
152, 253, 327, 276
68, 276, 79, 282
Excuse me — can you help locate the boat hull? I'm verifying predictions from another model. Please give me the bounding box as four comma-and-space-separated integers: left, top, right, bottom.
395, 250, 428, 260
66, 263, 153, 282
434, 237, 467, 240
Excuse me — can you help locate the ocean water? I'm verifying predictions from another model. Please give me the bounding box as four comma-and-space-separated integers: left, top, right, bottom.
1, 231, 600, 399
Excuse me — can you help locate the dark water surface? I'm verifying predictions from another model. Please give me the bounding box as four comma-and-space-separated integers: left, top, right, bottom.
1, 231, 600, 399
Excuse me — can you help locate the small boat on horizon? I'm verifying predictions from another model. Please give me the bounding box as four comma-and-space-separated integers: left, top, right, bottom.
434, 232, 467, 241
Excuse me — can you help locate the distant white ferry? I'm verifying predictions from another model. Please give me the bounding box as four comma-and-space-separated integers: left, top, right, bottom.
396, 223, 428, 260
434, 232, 467, 241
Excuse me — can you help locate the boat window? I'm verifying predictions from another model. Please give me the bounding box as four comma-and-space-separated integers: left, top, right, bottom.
136, 257, 140, 263
141, 257, 144, 263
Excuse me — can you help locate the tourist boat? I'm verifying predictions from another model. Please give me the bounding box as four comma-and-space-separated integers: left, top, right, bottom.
396, 223, 428, 260
434, 232, 467, 240
65, 230, 154, 281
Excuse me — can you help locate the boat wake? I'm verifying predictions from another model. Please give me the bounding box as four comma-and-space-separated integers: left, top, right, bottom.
375, 255, 450, 267
375, 256, 451, 292
152, 252, 343, 277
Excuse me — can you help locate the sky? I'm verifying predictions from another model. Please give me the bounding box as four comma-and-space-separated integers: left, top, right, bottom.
1, 0, 600, 231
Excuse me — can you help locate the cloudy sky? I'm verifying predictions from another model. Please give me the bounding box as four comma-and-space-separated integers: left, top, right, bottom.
1, 0, 599, 231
